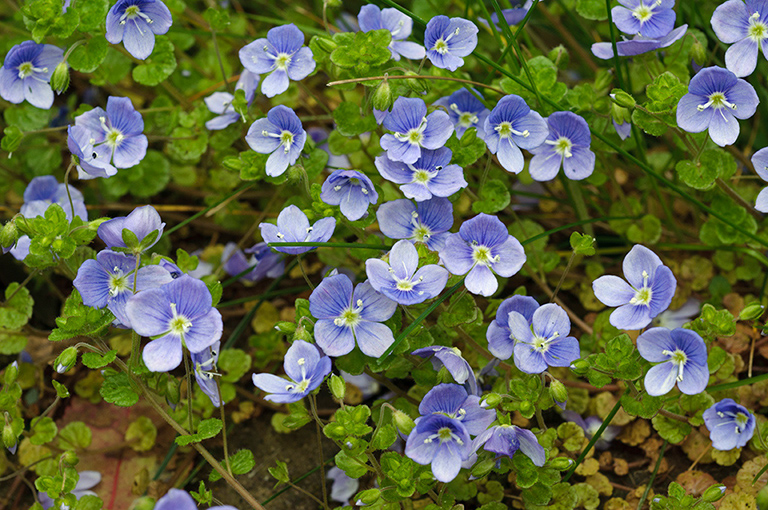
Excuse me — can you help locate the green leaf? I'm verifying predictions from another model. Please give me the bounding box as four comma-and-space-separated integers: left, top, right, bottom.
132, 37, 177, 86
333, 102, 378, 137
651, 406, 692, 444
371, 424, 398, 450
676, 159, 718, 191
501, 57, 567, 107
473, 179, 511, 214
575, 0, 608, 20
2, 126, 24, 153
100, 371, 139, 407
437, 292, 480, 328
330, 29, 392, 75
58, 422, 92, 450
50, 290, 115, 342
445, 128, 487, 167
125, 416, 157, 452
570, 232, 595, 256
101, 150, 171, 199
203, 7, 230, 31
268, 460, 291, 484
209, 449, 255, 481
73, 495, 103, 510
0, 331, 28, 355
30, 417, 58, 445
626, 214, 662, 244
4, 103, 49, 131
0, 283, 34, 330
69, 38, 108, 73
335, 449, 369, 479
218, 349, 252, 383
175, 418, 223, 446
81, 350, 117, 369
75, 0, 109, 32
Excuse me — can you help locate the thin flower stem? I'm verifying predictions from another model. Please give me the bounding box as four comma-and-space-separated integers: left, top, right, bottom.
216, 380, 233, 476
326, 75, 505, 95
4, 271, 37, 302
605, 0, 625, 89
687, 443, 711, 471
636, 440, 667, 510
63, 162, 75, 224
308, 395, 330, 510
296, 254, 315, 290
268, 241, 391, 250
183, 349, 195, 433
162, 183, 256, 239
550, 250, 576, 303
716, 178, 763, 221
129, 331, 141, 373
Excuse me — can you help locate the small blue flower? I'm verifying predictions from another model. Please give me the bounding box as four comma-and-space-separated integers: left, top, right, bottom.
483, 94, 549, 174
358, 5, 425, 61
530, 111, 595, 181
67, 125, 118, 179
252, 340, 331, 404
592, 24, 687, 59
154, 488, 238, 510
239, 24, 316, 98
487, 295, 540, 360
472, 425, 545, 466
592, 244, 677, 330
613, 117, 632, 140
39, 471, 101, 510
73, 250, 173, 328
245, 105, 307, 177
752, 147, 768, 212
424, 16, 479, 71
440, 213, 526, 297
380, 97, 453, 165
191, 341, 221, 407
703, 398, 756, 451
98, 205, 165, 252
74, 96, 148, 169
375, 147, 467, 201
653, 298, 700, 329
105, 0, 173, 60
433, 89, 490, 139
509, 303, 580, 374
327, 466, 360, 504
561, 411, 621, 450
376, 197, 453, 252
0, 41, 63, 109
204, 70, 260, 130
309, 274, 396, 357
412, 345, 478, 396
712, 0, 768, 77
308, 127, 351, 169
20, 175, 87, 222
221, 242, 284, 282
125, 274, 223, 372
637, 327, 708, 396
612, 0, 676, 39
320, 170, 379, 221
486, 1, 534, 28
677, 66, 759, 147
366, 239, 449, 305
260, 205, 336, 255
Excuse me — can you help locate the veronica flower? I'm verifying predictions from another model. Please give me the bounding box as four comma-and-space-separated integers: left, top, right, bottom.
380, 97, 453, 165
340, 370, 380, 399
487, 295, 540, 360
509, 303, 580, 374
307, 127, 351, 169
125, 275, 223, 372
245, 105, 307, 177
309, 274, 396, 357
412, 345, 478, 396
20, 176, 87, 222
677, 66, 759, 147
366, 240, 449, 305
592, 25, 687, 59
105, 0, 172, 59
561, 411, 621, 450
74, 96, 148, 168
752, 147, 768, 211
612, 0, 676, 39
711, 0, 768, 77
592, 244, 677, 330
327, 467, 360, 504
375, 147, 467, 201
73, 250, 173, 328
239, 24, 315, 98
433, 90, 489, 140
376, 198, 453, 252
613, 118, 633, 140
702, 398, 756, 450
154, 488, 238, 510
483, 94, 549, 174
653, 298, 700, 329
472, 425, 545, 465
204, 70, 260, 130
39, 471, 101, 510
97, 205, 165, 252
0, 41, 63, 109
191, 341, 221, 407
637, 327, 708, 396
357, 5, 425, 60
424, 16, 479, 71
260, 205, 336, 255
252, 340, 331, 403
440, 213, 526, 296
221, 242, 284, 282
530, 111, 595, 181
320, 170, 378, 221
67, 125, 118, 179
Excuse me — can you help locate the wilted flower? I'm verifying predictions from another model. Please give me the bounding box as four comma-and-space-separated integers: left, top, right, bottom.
472, 425, 545, 465
204, 70, 260, 130
221, 242, 284, 282
97, 205, 165, 252
412, 345, 478, 395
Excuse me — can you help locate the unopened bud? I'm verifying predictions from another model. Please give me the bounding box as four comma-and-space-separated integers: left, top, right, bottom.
4, 362, 18, 386
690, 41, 707, 66
519, 400, 534, 417
481, 393, 502, 408
548, 45, 569, 69
570, 359, 589, 375
328, 374, 346, 401
2, 424, 16, 452
392, 410, 415, 436
51, 61, 70, 94
610, 89, 636, 109
372, 80, 394, 112
739, 303, 765, 321
471, 457, 495, 478
61, 450, 79, 466
55, 347, 78, 374
274, 321, 297, 334
550, 379, 568, 404
0, 220, 17, 250
357, 489, 380, 505
313, 36, 337, 54
611, 103, 631, 124
130, 496, 157, 510
549, 457, 573, 471
404, 71, 428, 95
165, 378, 180, 406
702, 484, 727, 503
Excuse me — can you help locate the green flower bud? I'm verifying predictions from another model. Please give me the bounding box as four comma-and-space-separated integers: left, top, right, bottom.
358, 489, 380, 505
570, 359, 589, 375
393, 410, 415, 436
690, 41, 707, 66
51, 61, 70, 94
61, 450, 79, 466
610, 89, 636, 109
2, 423, 16, 451
324, 0, 342, 8
548, 45, 569, 69
166, 377, 181, 406
519, 400, 535, 417
4, 362, 18, 386
549, 379, 568, 404
611, 103, 631, 124
739, 303, 765, 321
404, 71, 429, 95
293, 324, 313, 342
549, 457, 574, 471
130, 496, 157, 510
55, 347, 78, 374
471, 457, 496, 478
758, 484, 768, 510
328, 374, 346, 401
313, 36, 337, 54
0, 220, 18, 249
481, 393, 502, 408
702, 484, 727, 503
372, 80, 394, 112
274, 321, 297, 334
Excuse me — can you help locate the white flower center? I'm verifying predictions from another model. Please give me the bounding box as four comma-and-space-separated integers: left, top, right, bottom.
432, 27, 461, 54
632, 1, 661, 23
394, 117, 428, 146
629, 270, 653, 306
660, 348, 687, 381
545, 136, 573, 158
697, 92, 737, 112
472, 244, 500, 267
333, 300, 364, 327
169, 302, 192, 336
749, 12, 768, 42
494, 121, 529, 139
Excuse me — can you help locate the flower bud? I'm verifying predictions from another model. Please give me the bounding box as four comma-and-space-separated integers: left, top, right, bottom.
55, 347, 78, 374
570, 359, 589, 375
549, 457, 574, 471
701, 484, 727, 503
130, 496, 157, 510
611, 103, 631, 124
328, 374, 346, 401
549, 379, 568, 405
0, 220, 18, 250
165, 377, 181, 406
313, 36, 337, 54
4, 362, 18, 386
739, 303, 765, 321
393, 409, 415, 436
357, 489, 380, 505
274, 321, 297, 334
372, 80, 394, 112
548, 45, 569, 69
61, 450, 79, 466
51, 61, 70, 94
757, 484, 768, 510
519, 400, 534, 417
2, 423, 16, 452
690, 41, 707, 66
471, 457, 496, 478
610, 89, 636, 109
404, 71, 428, 95
481, 393, 502, 408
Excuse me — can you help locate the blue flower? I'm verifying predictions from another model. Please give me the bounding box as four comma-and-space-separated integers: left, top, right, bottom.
358, 5, 425, 60
561, 411, 621, 450
0, 41, 63, 109
73, 250, 173, 328
440, 213, 526, 297
39, 471, 101, 510
67, 125, 118, 179
327, 466, 360, 504
509, 303, 580, 374
433, 89, 490, 139
591, 25, 687, 59
530, 111, 595, 181
592, 244, 677, 330
612, 0, 676, 39
309, 274, 397, 357
483, 94, 549, 174
752, 147, 768, 212
637, 327, 708, 396
412, 345, 478, 396
154, 488, 238, 510
380, 97, 453, 165
320, 170, 379, 221
376, 197, 453, 252
252, 340, 331, 404
703, 398, 756, 451
366, 239, 449, 305
245, 105, 307, 177
677, 66, 759, 147
308, 127, 351, 169
472, 425, 545, 465
125, 275, 223, 372
98, 205, 165, 252
487, 295, 539, 360
712, 0, 768, 77
191, 341, 221, 407
487, 0, 534, 27
260, 205, 336, 255
204, 70, 260, 130
221, 242, 284, 282
20, 175, 87, 222
653, 298, 700, 329
105, 0, 173, 60
74, 96, 148, 169
424, 16, 479, 71
375, 147, 467, 201
239, 24, 315, 98
613, 117, 632, 140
